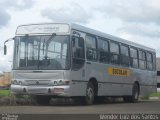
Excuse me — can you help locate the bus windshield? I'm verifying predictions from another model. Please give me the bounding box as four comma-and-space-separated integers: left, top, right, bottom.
13, 35, 70, 70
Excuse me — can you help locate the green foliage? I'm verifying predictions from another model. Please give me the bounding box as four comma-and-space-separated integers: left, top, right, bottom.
141, 92, 160, 100
0, 90, 10, 96
149, 92, 160, 97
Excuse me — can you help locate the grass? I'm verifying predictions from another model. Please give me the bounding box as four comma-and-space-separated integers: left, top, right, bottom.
0, 90, 10, 96
149, 92, 160, 97
141, 92, 160, 100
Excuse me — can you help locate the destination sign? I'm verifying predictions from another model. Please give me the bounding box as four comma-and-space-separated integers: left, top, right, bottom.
16, 23, 70, 35
108, 67, 131, 76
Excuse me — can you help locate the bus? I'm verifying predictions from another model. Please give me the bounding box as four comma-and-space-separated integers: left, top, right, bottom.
4, 23, 157, 105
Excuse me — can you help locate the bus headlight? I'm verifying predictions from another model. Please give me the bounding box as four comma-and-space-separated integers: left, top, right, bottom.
19, 81, 22, 85
13, 80, 18, 85
54, 81, 58, 85
58, 80, 71, 85
49, 80, 71, 86
59, 80, 63, 85
12, 80, 23, 85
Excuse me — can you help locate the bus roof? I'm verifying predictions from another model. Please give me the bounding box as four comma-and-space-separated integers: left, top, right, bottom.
70, 23, 155, 52
15, 22, 155, 52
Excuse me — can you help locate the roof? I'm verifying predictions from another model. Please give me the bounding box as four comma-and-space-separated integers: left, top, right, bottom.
15, 22, 155, 52
70, 23, 155, 52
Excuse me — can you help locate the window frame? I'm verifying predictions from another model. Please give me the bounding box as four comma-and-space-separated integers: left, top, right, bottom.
71, 35, 85, 70
109, 41, 120, 65
85, 34, 98, 61
146, 52, 153, 71
152, 53, 156, 71
130, 47, 139, 68
138, 50, 147, 70
120, 44, 130, 67
97, 37, 110, 63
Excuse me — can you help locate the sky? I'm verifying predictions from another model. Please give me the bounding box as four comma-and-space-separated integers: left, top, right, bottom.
0, 0, 160, 72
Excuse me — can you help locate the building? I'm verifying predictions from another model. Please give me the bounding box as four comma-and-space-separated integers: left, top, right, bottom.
0, 72, 11, 87
157, 58, 160, 88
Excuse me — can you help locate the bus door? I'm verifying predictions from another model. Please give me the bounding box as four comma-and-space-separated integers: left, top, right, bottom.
71, 35, 85, 83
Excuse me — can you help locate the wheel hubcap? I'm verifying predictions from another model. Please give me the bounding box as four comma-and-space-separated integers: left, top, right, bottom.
134, 89, 139, 100
87, 87, 94, 102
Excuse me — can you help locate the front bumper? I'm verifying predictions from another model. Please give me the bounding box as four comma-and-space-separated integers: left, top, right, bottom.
11, 85, 71, 97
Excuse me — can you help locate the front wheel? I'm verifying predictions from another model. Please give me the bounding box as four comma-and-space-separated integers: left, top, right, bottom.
83, 82, 95, 105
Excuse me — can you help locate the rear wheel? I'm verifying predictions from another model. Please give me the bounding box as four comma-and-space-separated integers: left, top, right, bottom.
33, 95, 51, 105
132, 83, 139, 102
83, 82, 95, 105
123, 83, 139, 103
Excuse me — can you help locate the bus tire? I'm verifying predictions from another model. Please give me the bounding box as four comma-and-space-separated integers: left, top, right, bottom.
34, 95, 51, 105
132, 83, 139, 102
83, 82, 95, 105
123, 83, 139, 103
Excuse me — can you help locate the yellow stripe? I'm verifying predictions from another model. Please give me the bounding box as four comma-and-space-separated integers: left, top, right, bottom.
108, 67, 131, 76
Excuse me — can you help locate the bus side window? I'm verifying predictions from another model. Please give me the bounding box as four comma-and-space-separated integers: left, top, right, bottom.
86, 35, 97, 61
98, 38, 109, 63
153, 53, 156, 71
110, 42, 120, 65
120, 44, 130, 66
130, 47, 138, 68
72, 36, 85, 70
139, 50, 146, 69
146, 52, 153, 70
72, 37, 85, 59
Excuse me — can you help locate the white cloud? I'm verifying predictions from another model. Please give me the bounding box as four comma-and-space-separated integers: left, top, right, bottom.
41, 2, 93, 24
0, 0, 35, 28
97, 0, 160, 25
2, 0, 35, 10
93, 0, 160, 57
0, 0, 160, 72
0, 8, 11, 28
118, 23, 160, 38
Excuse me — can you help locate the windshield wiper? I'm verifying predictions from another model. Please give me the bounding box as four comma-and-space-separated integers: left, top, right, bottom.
38, 33, 56, 69
42, 33, 56, 55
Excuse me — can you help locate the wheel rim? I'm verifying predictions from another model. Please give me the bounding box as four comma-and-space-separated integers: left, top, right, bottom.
86, 87, 94, 103
134, 89, 139, 100
133, 85, 139, 100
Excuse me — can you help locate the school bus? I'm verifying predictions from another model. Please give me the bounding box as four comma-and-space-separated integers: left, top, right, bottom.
4, 23, 157, 105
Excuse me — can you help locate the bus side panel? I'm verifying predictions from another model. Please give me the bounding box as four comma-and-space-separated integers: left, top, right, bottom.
140, 71, 157, 96
69, 68, 87, 96
97, 64, 132, 96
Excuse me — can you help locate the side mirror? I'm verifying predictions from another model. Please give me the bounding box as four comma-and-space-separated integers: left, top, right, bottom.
3, 37, 15, 55
4, 45, 7, 55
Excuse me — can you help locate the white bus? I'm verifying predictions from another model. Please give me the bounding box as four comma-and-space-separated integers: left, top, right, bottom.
4, 23, 157, 105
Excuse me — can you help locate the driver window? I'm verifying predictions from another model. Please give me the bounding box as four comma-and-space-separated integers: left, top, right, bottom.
72, 36, 85, 70
72, 37, 84, 59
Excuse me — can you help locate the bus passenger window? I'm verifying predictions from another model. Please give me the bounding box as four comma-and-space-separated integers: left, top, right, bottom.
120, 45, 130, 66
139, 50, 146, 69
146, 52, 153, 70
130, 47, 138, 68
110, 42, 120, 65
153, 53, 156, 71
86, 35, 97, 61
98, 38, 109, 63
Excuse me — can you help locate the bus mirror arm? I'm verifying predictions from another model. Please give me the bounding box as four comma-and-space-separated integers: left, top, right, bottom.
4, 37, 15, 55
4, 44, 7, 55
